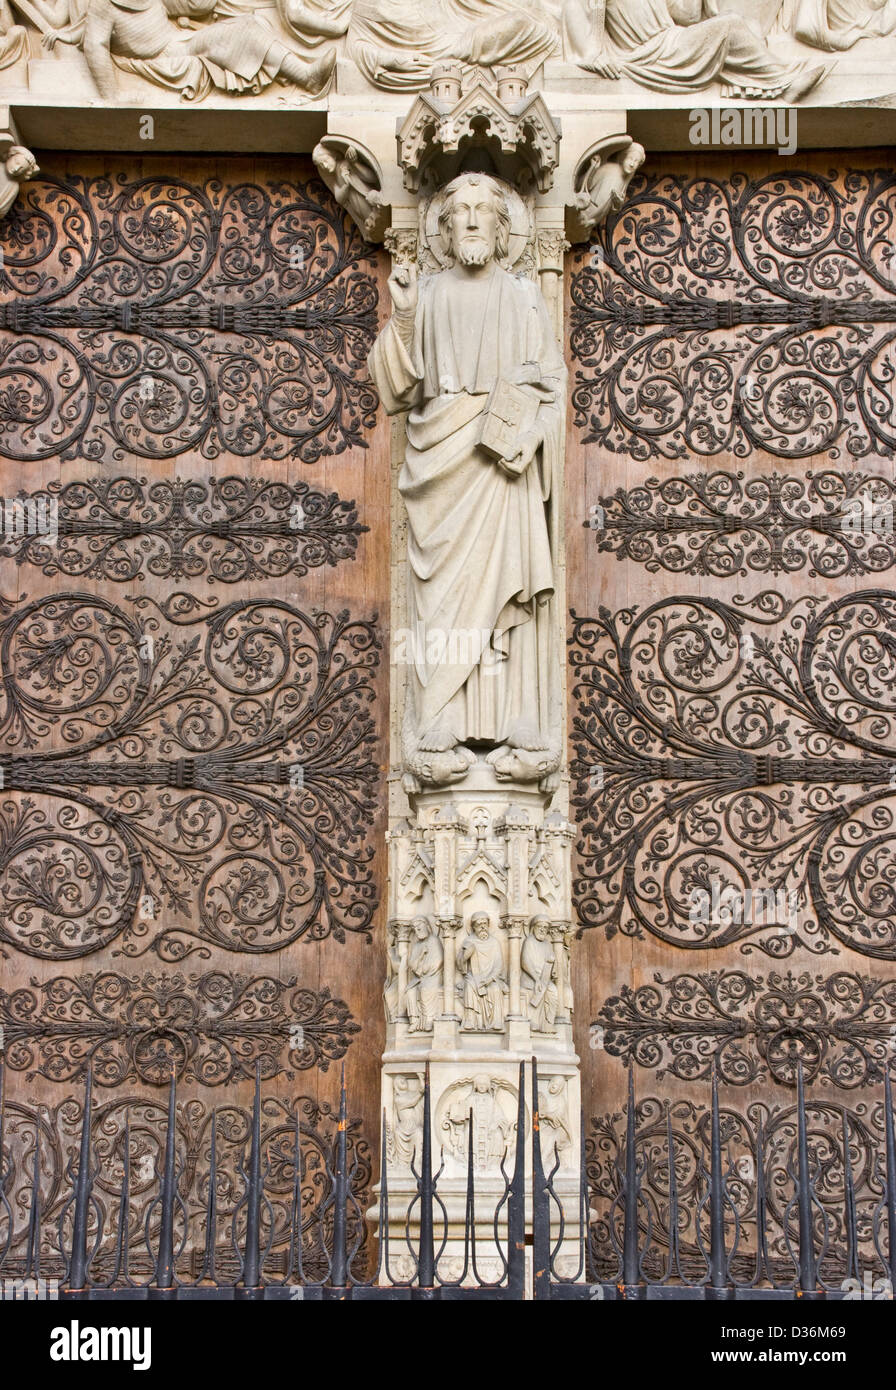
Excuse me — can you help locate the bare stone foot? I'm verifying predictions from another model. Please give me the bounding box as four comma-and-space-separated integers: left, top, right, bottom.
504, 720, 549, 752
417, 723, 459, 753
411, 745, 476, 786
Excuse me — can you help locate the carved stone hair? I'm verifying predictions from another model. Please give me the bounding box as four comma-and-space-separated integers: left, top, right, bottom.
437, 173, 512, 262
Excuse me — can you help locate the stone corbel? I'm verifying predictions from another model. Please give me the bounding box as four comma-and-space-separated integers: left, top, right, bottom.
312, 135, 390, 243
397, 63, 561, 196
565, 134, 646, 243
0, 109, 39, 221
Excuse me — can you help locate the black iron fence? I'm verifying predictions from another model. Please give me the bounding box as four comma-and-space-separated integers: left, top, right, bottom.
0, 1058, 894, 1300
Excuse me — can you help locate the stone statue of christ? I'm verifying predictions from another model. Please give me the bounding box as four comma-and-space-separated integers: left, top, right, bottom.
368, 173, 566, 786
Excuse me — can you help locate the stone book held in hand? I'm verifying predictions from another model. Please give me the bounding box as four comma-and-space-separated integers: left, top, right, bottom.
477, 378, 540, 473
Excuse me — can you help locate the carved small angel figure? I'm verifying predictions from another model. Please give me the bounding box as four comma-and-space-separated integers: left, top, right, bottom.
313, 140, 385, 240
0, 146, 39, 219
573, 138, 645, 235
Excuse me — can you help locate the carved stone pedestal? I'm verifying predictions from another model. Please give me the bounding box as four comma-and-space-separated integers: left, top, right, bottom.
377, 763, 582, 1279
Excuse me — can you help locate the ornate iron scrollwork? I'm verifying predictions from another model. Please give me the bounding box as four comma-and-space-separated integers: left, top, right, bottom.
0, 1086, 371, 1279
586, 470, 896, 579
570, 167, 896, 462
0, 592, 381, 958
0, 477, 365, 584
0, 173, 379, 463
0, 972, 359, 1085
587, 1091, 885, 1285
570, 589, 896, 958
595, 969, 896, 1089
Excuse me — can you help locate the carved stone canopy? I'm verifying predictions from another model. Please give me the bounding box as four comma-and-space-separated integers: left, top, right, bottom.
397, 64, 561, 196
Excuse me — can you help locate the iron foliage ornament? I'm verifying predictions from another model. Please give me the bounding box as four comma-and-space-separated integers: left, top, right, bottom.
595, 969, 896, 1089
570, 167, 896, 462
0, 477, 366, 584
0, 972, 359, 1086
570, 589, 896, 959
586, 470, 896, 579
0, 591, 381, 959
0, 172, 379, 463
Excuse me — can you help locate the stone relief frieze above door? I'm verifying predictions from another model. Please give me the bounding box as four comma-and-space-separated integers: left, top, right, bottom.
4, 0, 896, 106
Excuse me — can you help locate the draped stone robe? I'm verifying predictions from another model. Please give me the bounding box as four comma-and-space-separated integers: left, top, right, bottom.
368, 262, 566, 752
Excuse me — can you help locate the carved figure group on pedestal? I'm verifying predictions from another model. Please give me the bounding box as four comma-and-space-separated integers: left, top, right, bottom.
384, 909, 572, 1034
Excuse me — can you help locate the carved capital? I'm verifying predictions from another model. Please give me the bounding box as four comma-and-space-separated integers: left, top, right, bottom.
384, 227, 419, 266
537, 230, 570, 274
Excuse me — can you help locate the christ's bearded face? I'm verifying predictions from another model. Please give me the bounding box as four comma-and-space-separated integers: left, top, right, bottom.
447, 182, 499, 267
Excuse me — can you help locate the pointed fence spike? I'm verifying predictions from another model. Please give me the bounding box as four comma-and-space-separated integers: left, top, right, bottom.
506, 1059, 526, 1299
67, 1066, 93, 1290
796, 1061, 816, 1294
416, 1060, 434, 1289
329, 1061, 349, 1288
241, 1061, 263, 1289
155, 1069, 178, 1289
622, 1066, 639, 1288
531, 1057, 550, 1301
26, 1114, 42, 1280
842, 1109, 859, 1285
884, 1066, 896, 1292
709, 1060, 727, 1291
201, 1109, 218, 1285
